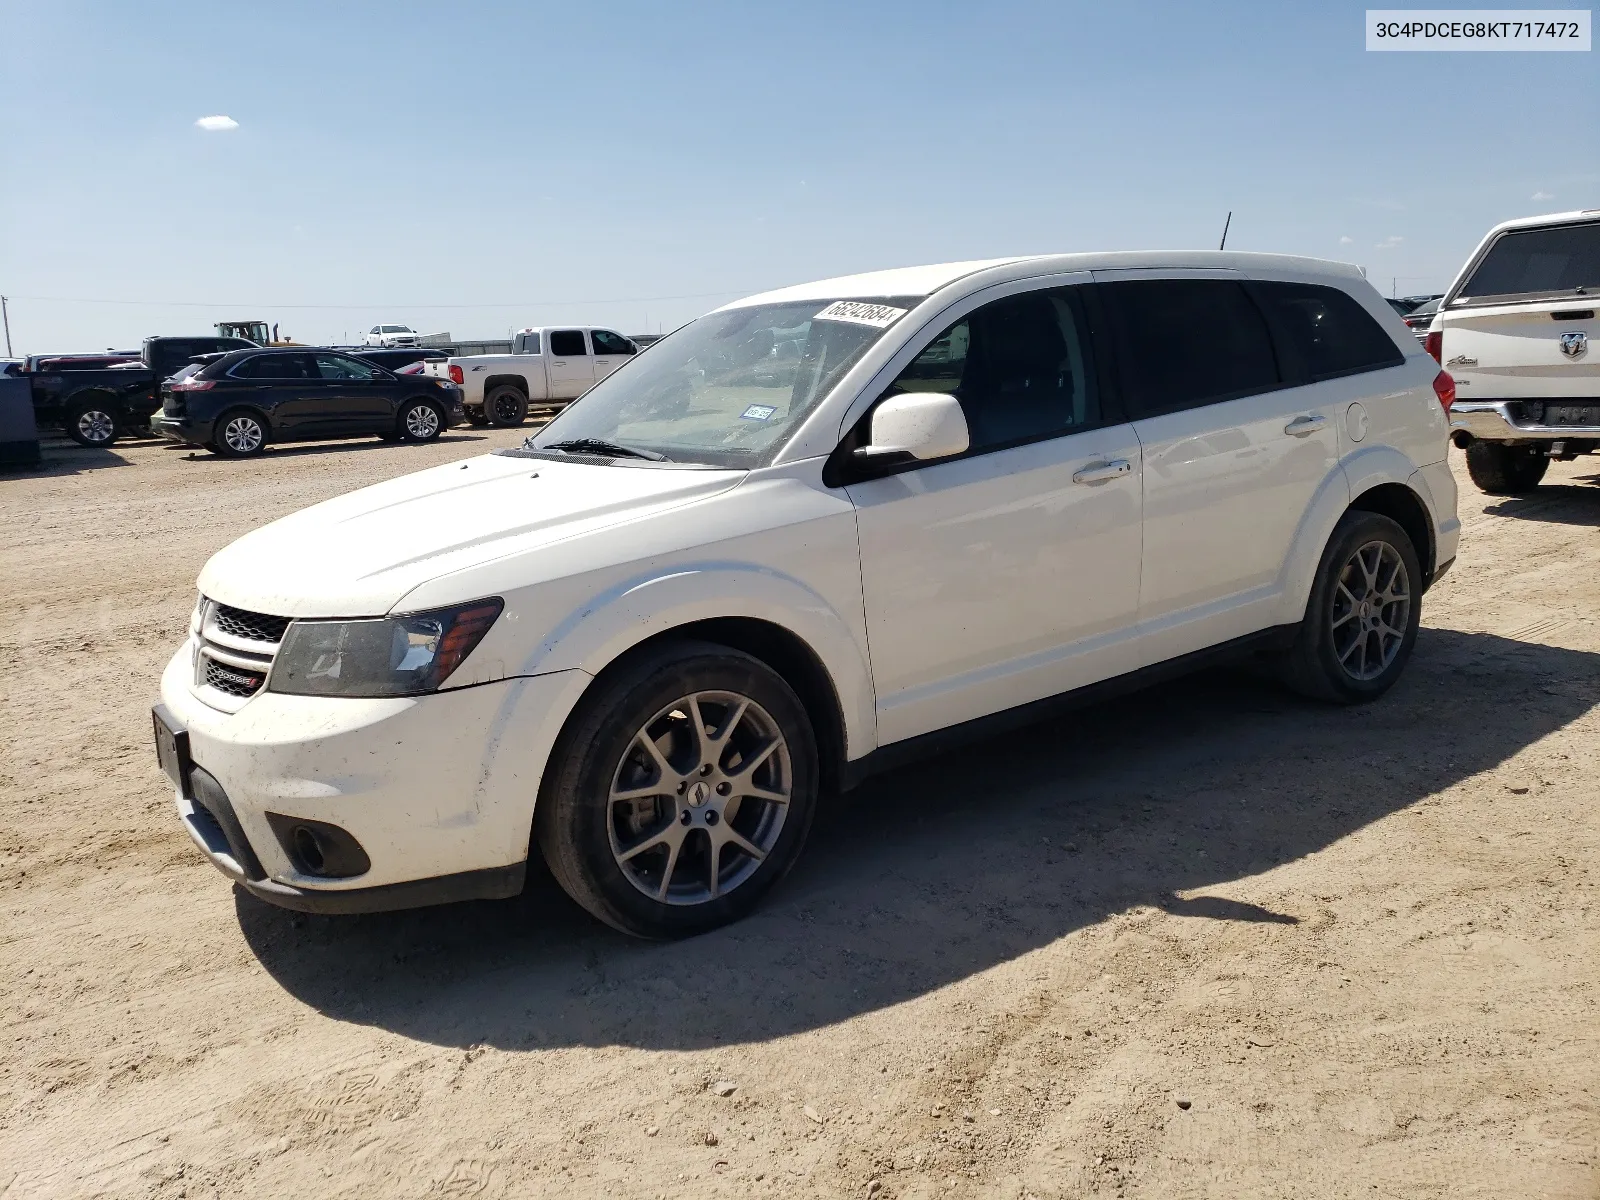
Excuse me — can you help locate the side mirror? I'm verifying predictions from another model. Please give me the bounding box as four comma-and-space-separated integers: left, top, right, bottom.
855, 391, 969, 462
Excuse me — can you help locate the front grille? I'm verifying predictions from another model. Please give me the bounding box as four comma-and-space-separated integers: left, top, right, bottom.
211, 603, 291, 645
204, 658, 267, 697
194, 598, 288, 703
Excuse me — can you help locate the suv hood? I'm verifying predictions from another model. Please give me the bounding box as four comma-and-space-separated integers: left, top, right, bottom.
197, 453, 745, 617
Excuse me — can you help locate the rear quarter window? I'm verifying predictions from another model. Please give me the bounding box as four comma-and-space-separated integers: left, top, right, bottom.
1252, 281, 1405, 381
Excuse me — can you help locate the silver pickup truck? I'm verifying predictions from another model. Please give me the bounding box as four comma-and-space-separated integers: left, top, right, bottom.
422, 326, 639, 427
1439, 209, 1600, 494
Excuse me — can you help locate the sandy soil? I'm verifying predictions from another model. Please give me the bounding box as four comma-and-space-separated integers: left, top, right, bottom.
1, 430, 1596, 1199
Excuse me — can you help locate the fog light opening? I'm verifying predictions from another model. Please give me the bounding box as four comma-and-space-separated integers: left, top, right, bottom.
291, 826, 325, 874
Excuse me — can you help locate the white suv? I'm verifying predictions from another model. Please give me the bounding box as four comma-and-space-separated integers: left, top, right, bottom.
154, 253, 1459, 937
1435, 209, 1600, 493
364, 324, 420, 347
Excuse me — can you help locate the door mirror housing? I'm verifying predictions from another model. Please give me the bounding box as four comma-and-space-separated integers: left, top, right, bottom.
855, 391, 970, 462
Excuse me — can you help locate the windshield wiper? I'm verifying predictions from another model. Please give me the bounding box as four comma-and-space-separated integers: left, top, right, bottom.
542, 438, 668, 462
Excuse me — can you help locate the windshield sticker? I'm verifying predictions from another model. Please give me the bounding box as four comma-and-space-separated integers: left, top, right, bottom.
740, 404, 778, 421
812, 300, 909, 329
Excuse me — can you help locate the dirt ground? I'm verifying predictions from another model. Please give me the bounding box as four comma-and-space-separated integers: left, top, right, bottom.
1, 428, 1596, 1200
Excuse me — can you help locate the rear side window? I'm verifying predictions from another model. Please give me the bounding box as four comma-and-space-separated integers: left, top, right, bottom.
1457, 222, 1600, 303
1253, 282, 1404, 380
1099, 279, 1280, 417
233, 353, 316, 379
513, 331, 541, 354
591, 330, 635, 356
549, 330, 587, 356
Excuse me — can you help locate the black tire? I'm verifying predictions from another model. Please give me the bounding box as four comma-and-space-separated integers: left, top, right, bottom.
1281, 510, 1422, 704
64, 399, 120, 447
396, 398, 445, 443
465, 407, 490, 427
210, 408, 268, 458
1464, 442, 1547, 495
535, 640, 819, 939
484, 384, 529, 427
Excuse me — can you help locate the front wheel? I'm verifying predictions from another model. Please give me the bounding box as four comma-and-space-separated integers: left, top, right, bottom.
536, 642, 819, 938
65, 401, 120, 447
1464, 441, 1547, 495
1281, 510, 1422, 704
485, 384, 528, 427
396, 399, 444, 443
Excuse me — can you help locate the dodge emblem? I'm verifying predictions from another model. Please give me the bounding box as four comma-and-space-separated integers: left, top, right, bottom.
1560, 331, 1588, 359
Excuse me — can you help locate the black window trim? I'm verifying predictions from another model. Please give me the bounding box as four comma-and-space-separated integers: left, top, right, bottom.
824, 282, 1122, 487
1242, 278, 1406, 387
228, 351, 315, 381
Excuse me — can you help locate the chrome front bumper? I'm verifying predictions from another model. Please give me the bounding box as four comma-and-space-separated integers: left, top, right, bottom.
1451, 401, 1600, 442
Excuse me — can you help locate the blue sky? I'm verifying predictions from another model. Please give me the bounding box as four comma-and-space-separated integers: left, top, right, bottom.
2, 0, 1595, 353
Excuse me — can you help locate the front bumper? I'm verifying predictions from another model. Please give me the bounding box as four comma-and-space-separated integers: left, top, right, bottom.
1451, 401, 1600, 443
157, 645, 591, 912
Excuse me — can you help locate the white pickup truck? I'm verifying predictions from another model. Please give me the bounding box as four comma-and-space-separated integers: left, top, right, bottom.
424, 326, 640, 426
1439, 209, 1600, 494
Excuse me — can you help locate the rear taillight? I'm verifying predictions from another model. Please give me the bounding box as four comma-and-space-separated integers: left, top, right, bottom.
1432, 370, 1455, 413
448, 365, 464, 385
170, 380, 214, 391
1423, 330, 1442, 363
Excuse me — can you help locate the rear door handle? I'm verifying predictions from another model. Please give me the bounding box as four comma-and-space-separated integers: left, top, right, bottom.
1284, 414, 1328, 436
1072, 458, 1132, 484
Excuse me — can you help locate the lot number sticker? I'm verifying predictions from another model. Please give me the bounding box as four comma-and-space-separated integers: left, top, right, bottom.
813, 301, 908, 329
740, 404, 778, 421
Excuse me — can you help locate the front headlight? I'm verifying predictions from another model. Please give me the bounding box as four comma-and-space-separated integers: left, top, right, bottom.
268, 599, 503, 697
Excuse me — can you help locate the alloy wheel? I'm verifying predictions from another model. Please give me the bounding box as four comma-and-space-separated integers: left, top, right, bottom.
223, 416, 264, 454
1330, 539, 1410, 681
76, 410, 115, 444
405, 405, 440, 438
492, 393, 524, 423
607, 690, 792, 906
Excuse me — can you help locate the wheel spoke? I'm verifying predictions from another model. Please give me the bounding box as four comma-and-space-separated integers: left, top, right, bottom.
611, 782, 669, 803
635, 730, 676, 781
707, 839, 723, 899
655, 832, 685, 900
718, 827, 767, 862
618, 823, 680, 863
1338, 636, 1361, 663
1331, 608, 1358, 629
728, 738, 780, 782
739, 784, 790, 806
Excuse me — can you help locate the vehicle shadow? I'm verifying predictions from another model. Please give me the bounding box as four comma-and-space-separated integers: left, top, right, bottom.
236, 628, 1599, 1051
24, 441, 134, 476
1483, 478, 1600, 527
172, 433, 494, 463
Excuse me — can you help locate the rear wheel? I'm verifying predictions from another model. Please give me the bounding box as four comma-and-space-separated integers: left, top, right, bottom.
1465, 441, 1547, 495
536, 641, 818, 939
485, 384, 528, 427
396, 398, 444, 442
65, 400, 120, 447
211, 409, 268, 458
1281, 510, 1422, 704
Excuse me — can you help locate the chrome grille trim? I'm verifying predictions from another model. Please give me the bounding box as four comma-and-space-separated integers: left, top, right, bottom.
193, 597, 289, 706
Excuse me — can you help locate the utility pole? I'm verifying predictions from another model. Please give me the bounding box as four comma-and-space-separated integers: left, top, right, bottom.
1218, 211, 1232, 251
1, 295, 11, 357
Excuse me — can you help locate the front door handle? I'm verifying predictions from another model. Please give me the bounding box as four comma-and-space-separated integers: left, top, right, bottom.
1072, 458, 1132, 485
1284, 414, 1328, 437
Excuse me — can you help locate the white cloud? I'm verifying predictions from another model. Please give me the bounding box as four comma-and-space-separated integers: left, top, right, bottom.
1339, 236, 1354, 244
195, 115, 239, 132
1375, 235, 1404, 250
1531, 190, 1554, 201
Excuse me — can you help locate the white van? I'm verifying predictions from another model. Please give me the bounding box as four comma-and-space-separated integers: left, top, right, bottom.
155, 252, 1458, 937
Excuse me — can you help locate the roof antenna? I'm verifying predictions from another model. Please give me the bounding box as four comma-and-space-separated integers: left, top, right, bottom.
1218, 211, 1233, 251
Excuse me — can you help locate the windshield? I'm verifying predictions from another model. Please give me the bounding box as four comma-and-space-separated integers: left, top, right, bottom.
526, 296, 919, 467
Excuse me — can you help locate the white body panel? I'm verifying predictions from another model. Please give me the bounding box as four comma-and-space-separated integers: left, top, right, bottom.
160, 250, 1457, 907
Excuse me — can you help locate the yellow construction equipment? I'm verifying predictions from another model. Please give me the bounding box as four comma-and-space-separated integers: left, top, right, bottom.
214, 320, 297, 346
